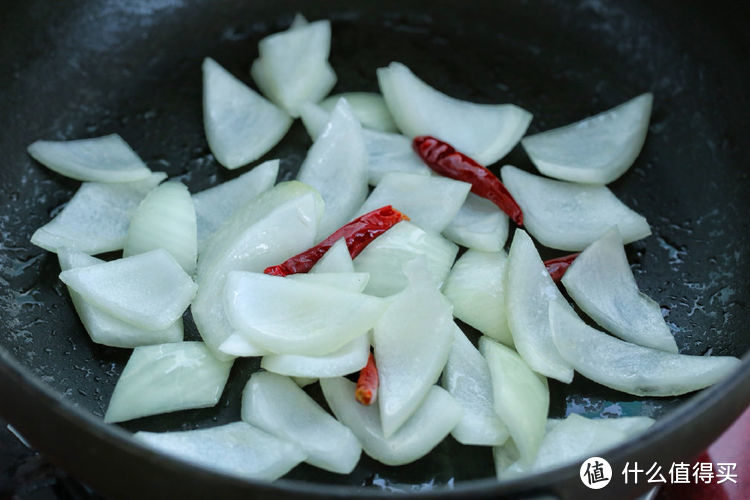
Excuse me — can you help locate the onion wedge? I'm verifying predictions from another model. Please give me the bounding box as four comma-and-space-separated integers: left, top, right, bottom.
353, 221, 458, 297
501, 165, 651, 251
479, 336, 549, 466
124, 181, 197, 274
217, 333, 269, 358
251, 19, 336, 117
362, 129, 433, 185
202, 57, 291, 169
521, 94, 653, 184
135, 422, 305, 481
260, 333, 369, 378
192, 181, 322, 357
549, 301, 742, 396
192, 159, 279, 250
443, 193, 509, 252
104, 341, 233, 423
224, 271, 386, 356
241, 372, 362, 474
373, 258, 454, 437
495, 414, 654, 478
442, 249, 512, 345
561, 228, 678, 352
377, 62, 532, 165
505, 230, 574, 382
321, 377, 462, 466
442, 326, 510, 446
261, 263, 369, 376
297, 99, 368, 240
28, 134, 151, 183
287, 272, 369, 293
31, 172, 166, 254
299, 103, 431, 185
309, 238, 354, 273
58, 249, 183, 348
320, 92, 398, 132
59, 249, 197, 331
355, 172, 471, 233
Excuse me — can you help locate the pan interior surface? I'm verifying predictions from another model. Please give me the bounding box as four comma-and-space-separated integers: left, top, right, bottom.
0, 0, 748, 494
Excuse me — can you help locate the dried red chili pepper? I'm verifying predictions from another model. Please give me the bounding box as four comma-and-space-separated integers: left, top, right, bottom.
412, 135, 524, 226
355, 352, 379, 406
544, 253, 579, 282
264, 205, 409, 277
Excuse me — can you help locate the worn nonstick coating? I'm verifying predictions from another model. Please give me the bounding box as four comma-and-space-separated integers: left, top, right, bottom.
1, 0, 749, 498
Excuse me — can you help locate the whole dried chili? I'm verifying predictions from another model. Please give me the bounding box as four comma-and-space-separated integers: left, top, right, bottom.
355, 352, 379, 405
264, 205, 409, 277
544, 253, 579, 282
412, 135, 524, 226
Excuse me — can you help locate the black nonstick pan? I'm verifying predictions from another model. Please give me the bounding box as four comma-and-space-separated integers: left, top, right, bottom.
1, 0, 749, 498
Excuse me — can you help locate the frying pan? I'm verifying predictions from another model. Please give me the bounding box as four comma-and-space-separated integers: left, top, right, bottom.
1, 0, 748, 498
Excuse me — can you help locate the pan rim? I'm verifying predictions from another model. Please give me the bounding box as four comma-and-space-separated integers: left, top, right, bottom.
1, 344, 748, 498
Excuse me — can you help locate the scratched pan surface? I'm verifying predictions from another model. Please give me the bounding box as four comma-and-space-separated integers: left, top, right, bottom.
0, 0, 749, 498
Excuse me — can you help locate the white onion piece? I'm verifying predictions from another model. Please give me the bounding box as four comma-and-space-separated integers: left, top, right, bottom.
479, 336, 549, 466
521, 94, 653, 184
562, 228, 678, 352
355, 172, 471, 233
257, 17, 330, 64
289, 12, 308, 30
252, 58, 337, 119
549, 301, 742, 396
492, 440, 522, 479
495, 414, 655, 479
320, 92, 398, 132
505, 230, 574, 382
58, 249, 183, 348
442, 249, 512, 345
293, 377, 316, 387
321, 377, 462, 466
225, 272, 386, 356
353, 221, 458, 297
310, 238, 354, 274
530, 414, 654, 473
297, 99, 368, 239
104, 341, 233, 423
261, 333, 369, 378
124, 182, 197, 274
443, 193, 509, 252
501, 166, 651, 251
262, 259, 368, 376
28, 134, 151, 183
135, 422, 305, 481
192, 159, 279, 250
362, 129, 432, 185
251, 20, 335, 117
287, 272, 369, 293
31, 172, 166, 254
203, 57, 291, 169
374, 258, 454, 437
298, 102, 330, 139
192, 182, 322, 357
377, 62, 532, 165
241, 372, 362, 474
442, 326, 510, 446
59, 249, 197, 331
299, 103, 431, 186
217, 333, 269, 358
